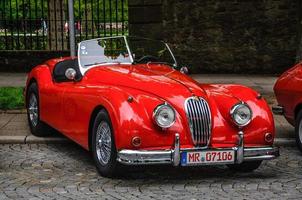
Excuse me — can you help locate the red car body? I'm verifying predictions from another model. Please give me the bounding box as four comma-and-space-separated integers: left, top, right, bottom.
274, 62, 302, 151
26, 58, 275, 150
274, 62, 302, 125
25, 37, 279, 176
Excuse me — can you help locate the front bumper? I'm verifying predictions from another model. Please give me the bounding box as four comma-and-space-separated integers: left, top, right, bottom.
117, 132, 280, 166
272, 105, 284, 115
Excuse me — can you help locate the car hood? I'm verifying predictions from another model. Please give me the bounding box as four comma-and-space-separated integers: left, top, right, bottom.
84, 63, 213, 110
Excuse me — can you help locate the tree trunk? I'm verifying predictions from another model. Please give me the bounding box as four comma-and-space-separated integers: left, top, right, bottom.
48, 0, 67, 50
296, 0, 302, 63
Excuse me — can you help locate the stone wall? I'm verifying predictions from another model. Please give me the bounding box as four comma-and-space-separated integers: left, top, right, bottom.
129, 0, 299, 74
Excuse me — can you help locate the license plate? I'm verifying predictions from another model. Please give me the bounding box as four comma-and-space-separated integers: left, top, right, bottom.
181, 150, 235, 166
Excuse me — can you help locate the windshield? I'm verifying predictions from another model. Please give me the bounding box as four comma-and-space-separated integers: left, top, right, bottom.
78, 37, 131, 69
126, 37, 176, 66
78, 36, 177, 74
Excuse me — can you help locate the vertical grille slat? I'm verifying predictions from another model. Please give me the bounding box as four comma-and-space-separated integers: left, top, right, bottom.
192, 100, 200, 143
196, 100, 203, 143
200, 100, 209, 143
185, 97, 212, 146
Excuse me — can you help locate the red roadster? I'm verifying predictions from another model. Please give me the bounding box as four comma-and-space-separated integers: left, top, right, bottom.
25, 36, 279, 177
274, 62, 302, 151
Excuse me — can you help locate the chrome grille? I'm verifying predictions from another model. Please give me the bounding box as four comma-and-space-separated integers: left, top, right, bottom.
185, 97, 211, 146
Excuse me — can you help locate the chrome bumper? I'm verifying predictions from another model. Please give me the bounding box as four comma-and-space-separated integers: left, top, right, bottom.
117, 132, 280, 166
272, 105, 284, 115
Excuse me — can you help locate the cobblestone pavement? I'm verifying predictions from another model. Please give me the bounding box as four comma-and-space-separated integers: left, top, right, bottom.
0, 144, 302, 200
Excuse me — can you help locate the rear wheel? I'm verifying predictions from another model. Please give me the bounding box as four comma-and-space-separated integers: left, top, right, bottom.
26, 82, 52, 137
227, 161, 262, 172
295, 110, 302, 152
91, 109, 121, 177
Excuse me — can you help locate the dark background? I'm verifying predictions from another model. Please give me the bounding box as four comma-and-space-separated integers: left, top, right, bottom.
129, 0, 300, 74
1, 0, 301, 74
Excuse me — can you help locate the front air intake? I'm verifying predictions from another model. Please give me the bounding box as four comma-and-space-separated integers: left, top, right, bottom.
185, 97, 212, 146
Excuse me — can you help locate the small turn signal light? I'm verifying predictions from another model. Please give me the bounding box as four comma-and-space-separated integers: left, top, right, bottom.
265, 132, 273, 143
132, 136, 141, 147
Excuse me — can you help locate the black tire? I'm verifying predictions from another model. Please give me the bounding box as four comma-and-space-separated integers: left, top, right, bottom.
227, 161, 262, 172
295, 110, 302, 152
91, 109, 121, 177
26, 82, 52, 137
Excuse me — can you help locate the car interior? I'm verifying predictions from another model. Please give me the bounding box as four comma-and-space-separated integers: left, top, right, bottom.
52, 58, 83, 82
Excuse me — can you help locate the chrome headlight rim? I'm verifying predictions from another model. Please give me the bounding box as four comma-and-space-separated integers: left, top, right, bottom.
230, 102, 252, 127
153, 103, 176, 129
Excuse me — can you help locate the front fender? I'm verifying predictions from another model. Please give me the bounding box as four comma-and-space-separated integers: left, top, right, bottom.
98, 86, 190, 150
203, 84, 275, 146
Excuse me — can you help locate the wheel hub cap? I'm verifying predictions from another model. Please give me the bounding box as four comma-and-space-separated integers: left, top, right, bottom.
28, 94, 38, 127
96, 121, 112, 165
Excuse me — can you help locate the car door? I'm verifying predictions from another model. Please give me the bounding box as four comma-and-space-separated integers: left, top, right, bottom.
39, 78, 65, 131
59, 79, 91, 147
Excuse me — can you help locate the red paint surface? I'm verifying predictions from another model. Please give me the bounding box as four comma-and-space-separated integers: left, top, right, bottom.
26, 57, 275, 151
274, 62, 302, 125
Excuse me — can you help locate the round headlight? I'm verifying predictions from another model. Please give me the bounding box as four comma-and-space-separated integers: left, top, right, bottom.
153, 103, 176, 128
230, 103, 252, 127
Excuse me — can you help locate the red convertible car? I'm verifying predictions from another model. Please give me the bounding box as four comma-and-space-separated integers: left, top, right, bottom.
274, 62, 302, 151
26, 36, 279, 177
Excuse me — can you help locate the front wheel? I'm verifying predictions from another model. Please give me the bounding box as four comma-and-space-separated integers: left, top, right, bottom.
91, 110, 121, 177
295, 110, 302, 152
227, 161, 262, 172
26, 82, 52, 137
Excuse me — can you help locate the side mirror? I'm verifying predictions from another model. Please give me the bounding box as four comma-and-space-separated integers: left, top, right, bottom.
180, 66, 189, 75
65, 68, 77, 81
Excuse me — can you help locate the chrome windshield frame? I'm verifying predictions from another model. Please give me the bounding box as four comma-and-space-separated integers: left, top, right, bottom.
165, 43, 178, 68
77, 36, 133, 75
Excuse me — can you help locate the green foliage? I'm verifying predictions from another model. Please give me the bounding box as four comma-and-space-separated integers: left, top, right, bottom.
1, 0, 47, 19
74, 0, 128, 22
0, 87, 24, 110
0, 0, 128, 22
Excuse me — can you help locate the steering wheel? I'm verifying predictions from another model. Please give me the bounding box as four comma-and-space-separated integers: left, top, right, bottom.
135, 55, 159, 64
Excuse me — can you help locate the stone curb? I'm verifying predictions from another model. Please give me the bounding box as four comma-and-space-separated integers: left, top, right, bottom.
0, 135, 70, 144
0, 109, 27, 114
0, 135, 296, 147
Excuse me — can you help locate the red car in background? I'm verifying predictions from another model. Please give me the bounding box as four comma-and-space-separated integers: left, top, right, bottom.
25, 36, 279, 177
274, 62, 302, 151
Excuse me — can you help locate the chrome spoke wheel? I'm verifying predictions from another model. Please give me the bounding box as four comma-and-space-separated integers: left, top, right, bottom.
96, 121, 112, 165
28, 94, 38, 127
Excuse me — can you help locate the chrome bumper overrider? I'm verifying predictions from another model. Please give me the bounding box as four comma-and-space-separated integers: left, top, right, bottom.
117, 132, 280, 166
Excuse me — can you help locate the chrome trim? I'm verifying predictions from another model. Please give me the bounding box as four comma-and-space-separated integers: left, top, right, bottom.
165, 43, 178, 67
244, 146, 280, 158
272, 105, 284, 115
172, 133, 180, 166
230, 102, 253, 127
117, 133, 280, 166
117, 149, 172, 165
152, 103, 176, 129
184, 97, 212, 146
65, 68, 77, 81
123, 36, 134, 63
236, 131, 244, 164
